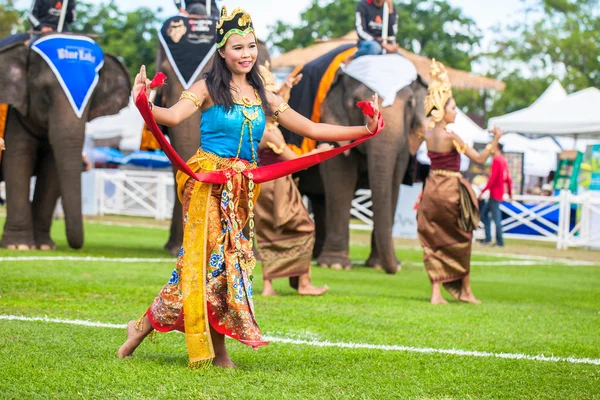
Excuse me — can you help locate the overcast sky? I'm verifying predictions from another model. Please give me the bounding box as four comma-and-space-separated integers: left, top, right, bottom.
16, 0, 525, 41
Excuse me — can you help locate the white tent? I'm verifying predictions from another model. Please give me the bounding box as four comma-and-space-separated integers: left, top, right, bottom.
85, 98, 145, 151
500, 133, 562, 177
489, 83, 600, 136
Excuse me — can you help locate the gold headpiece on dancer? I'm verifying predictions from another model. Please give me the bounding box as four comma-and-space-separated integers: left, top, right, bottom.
258, 61, 277, 93
215, 6, 255, 49
424, 59, 453, 124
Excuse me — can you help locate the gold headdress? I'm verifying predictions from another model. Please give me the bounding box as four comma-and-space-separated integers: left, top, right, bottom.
215, 6, 255, 49
424, 59, 453, 124
258, 61, 277, 93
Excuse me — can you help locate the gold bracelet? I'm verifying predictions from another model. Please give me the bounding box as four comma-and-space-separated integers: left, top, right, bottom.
267, 141, 286, 155
180, 90, 201, 108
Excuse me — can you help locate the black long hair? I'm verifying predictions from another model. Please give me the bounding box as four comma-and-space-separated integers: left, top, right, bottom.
205, 51, 272, 117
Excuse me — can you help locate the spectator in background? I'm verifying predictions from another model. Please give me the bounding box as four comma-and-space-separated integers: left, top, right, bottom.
28, 0, 77, 33
354, 0, 399, 58
174, 0, 219, 17
541, 183, 553, 196
479, 142, 513, 247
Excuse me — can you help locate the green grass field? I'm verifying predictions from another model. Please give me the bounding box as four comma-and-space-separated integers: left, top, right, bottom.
0, 217, 599, 399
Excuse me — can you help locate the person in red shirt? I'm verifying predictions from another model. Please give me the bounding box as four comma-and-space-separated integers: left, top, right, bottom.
479, 142, 512, 247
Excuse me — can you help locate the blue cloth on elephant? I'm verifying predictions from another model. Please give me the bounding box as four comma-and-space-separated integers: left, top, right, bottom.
200, 104, 266, 162
30, 34, 104, 119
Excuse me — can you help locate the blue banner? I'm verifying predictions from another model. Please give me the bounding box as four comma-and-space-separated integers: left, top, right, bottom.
31, 35, 104, 119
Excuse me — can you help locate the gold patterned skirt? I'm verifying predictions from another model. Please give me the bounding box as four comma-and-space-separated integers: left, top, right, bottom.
146, 150, 268, 366
417, 171, 479, 299
254, 176, 314, 280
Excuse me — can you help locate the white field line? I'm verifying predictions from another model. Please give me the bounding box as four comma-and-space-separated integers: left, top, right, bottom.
1, 315, 598, 366
0, 256, 591, 267
0, 256, 593, 266
0, 256, 174, 263
86, 220, 169, 230
392, 245, 597, 266
322, 260, 595, 267
84, 220, 597, 265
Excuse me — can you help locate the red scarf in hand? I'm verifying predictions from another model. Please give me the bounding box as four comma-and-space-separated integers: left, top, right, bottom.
135, 76, 384, 184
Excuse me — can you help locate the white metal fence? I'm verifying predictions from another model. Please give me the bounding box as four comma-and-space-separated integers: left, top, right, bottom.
79, 169, 599, 250
93, 169, 174, 220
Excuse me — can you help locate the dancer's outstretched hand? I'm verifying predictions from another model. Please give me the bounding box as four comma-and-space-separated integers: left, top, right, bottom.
132, 65, 152, 100
365, 93, 380, 134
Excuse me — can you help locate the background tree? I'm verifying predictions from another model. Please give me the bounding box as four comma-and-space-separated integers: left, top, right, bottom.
71, 1, 162, 80
0, 0, 26, 37
484, 0, 600, 119
269, 0, 481, 72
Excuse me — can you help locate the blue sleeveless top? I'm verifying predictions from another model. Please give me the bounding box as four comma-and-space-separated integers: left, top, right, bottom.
200, 103, 266, 162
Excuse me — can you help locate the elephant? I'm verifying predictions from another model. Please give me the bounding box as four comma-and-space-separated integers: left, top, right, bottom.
156, 40, 270, 255
0, 39, 131, 250
305, 73, 428, 274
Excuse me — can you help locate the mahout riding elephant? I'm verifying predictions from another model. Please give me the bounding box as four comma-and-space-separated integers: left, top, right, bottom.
156, 40, 270, 255
307, 73, 427, 274
0, 39, 131, 250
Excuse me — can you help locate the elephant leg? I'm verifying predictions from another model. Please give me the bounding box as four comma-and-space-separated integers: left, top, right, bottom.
32, 145, 60, 250
367, 149, 408, 274
0, 111, 38, 249
365, 231, 382, 269
317, 153, 359, 269
366, 154, 405, 269
307, 193, 326, 259
164, 195, 184, 256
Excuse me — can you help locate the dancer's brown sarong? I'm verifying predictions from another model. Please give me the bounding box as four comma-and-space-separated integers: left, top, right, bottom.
254, 175, 314, 279
417, 151, 479, 299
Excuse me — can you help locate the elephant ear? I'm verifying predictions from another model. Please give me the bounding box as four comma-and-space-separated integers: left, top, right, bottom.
88, 54, 132, 122
0, 44, 29, 116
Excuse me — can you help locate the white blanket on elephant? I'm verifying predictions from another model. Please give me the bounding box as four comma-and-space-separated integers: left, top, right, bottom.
342, 54, 417, 107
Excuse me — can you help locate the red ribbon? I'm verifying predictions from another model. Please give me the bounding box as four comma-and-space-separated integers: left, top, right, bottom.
134, 86, 384, 184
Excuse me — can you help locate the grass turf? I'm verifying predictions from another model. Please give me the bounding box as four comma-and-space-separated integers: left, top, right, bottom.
0, 218, 599, 399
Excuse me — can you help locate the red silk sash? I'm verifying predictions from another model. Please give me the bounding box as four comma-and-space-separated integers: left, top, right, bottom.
134, 89, 384, 184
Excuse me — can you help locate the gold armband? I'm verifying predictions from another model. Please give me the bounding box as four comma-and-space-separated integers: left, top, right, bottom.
485, 143, 496, 155
267, 141, 286, 155
180, 91, 201, 108
272, 102, 290, 122
452, 139, 468, 154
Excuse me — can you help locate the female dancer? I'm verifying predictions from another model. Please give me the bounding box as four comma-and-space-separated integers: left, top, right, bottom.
118, 7, 380, 368
255, 64, 330, 296
417, 59, 502, 305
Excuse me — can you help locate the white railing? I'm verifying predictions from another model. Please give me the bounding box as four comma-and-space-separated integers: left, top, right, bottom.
81, 170, 600, 250
558, 191, 600, 250
94, 170, 174, 220
350, 189, 373, 231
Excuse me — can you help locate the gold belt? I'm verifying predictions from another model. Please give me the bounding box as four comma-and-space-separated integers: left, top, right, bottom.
431, 169, 462, 178
197, 149, 257, 173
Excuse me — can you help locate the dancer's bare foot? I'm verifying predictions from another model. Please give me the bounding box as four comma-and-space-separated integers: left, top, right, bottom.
331, 263, 343, 271
213, 354, 237, 369
298, 284, 329, 296
261, 279, 279, 296
430, 296, 449, 305
261, 287, 279, 296
118, 319, 152, 358
459, 293, 482, 304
